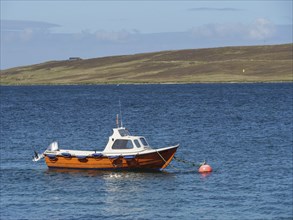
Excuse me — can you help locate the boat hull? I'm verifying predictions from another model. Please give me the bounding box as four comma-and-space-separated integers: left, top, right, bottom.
44, 146, 178, 171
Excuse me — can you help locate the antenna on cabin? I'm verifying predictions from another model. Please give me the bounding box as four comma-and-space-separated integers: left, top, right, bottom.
119, 99, 123, 128
116, 114, 119, 128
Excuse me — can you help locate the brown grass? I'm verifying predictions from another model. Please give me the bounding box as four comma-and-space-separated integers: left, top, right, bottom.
1, 44, 292, 85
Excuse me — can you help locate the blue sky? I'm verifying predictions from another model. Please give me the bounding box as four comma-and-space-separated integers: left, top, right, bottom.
1, 1, 292, 69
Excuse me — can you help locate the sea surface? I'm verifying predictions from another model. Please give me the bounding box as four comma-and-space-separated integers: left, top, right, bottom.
1, 84, 292, 220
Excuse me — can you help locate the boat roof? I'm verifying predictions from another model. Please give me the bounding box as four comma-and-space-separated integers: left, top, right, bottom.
111, 127, 143, 139
113, 127, 131, 137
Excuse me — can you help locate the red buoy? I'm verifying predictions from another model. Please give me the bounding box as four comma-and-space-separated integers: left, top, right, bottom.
198, 164, 213, 173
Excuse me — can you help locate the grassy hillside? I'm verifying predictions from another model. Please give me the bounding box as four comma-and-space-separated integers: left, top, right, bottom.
1, 44, 292, 85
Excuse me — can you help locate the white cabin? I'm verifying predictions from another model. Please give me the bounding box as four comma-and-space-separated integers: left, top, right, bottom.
103, 127, 151, 154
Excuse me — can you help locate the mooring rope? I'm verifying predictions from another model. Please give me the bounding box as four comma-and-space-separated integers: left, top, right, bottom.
173, 156, 206, 168
155, 150, 181, 171
155, 150, 205, 172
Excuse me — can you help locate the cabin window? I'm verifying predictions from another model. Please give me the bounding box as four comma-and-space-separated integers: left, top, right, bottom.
112, 140, 133, 149
140, 138, 148, 146
134, 140, 141, 148
118, 129, 130, 137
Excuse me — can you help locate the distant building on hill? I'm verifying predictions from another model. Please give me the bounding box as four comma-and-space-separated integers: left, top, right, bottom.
69, 57, 82, 61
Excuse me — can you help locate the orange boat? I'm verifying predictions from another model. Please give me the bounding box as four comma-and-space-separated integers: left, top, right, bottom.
33, 117, 179, 171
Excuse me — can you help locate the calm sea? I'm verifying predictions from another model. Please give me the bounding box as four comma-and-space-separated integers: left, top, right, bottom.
1, 84, 292, 220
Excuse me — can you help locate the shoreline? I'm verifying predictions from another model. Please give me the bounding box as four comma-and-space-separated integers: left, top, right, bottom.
1, 81, 292, 86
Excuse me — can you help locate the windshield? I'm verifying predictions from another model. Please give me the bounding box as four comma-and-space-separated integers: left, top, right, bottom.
112, 140, 133, 149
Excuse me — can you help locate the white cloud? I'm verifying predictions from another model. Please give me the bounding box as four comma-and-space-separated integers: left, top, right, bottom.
190, 18, 276, 41
2, 28, 35, 42
94, 30, 131, 42
19, 28, 34, 41
191, 23, 246, 38
248, 18, 275, 40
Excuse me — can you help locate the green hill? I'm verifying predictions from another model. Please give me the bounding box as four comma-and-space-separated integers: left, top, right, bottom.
1, 44, 292, 85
